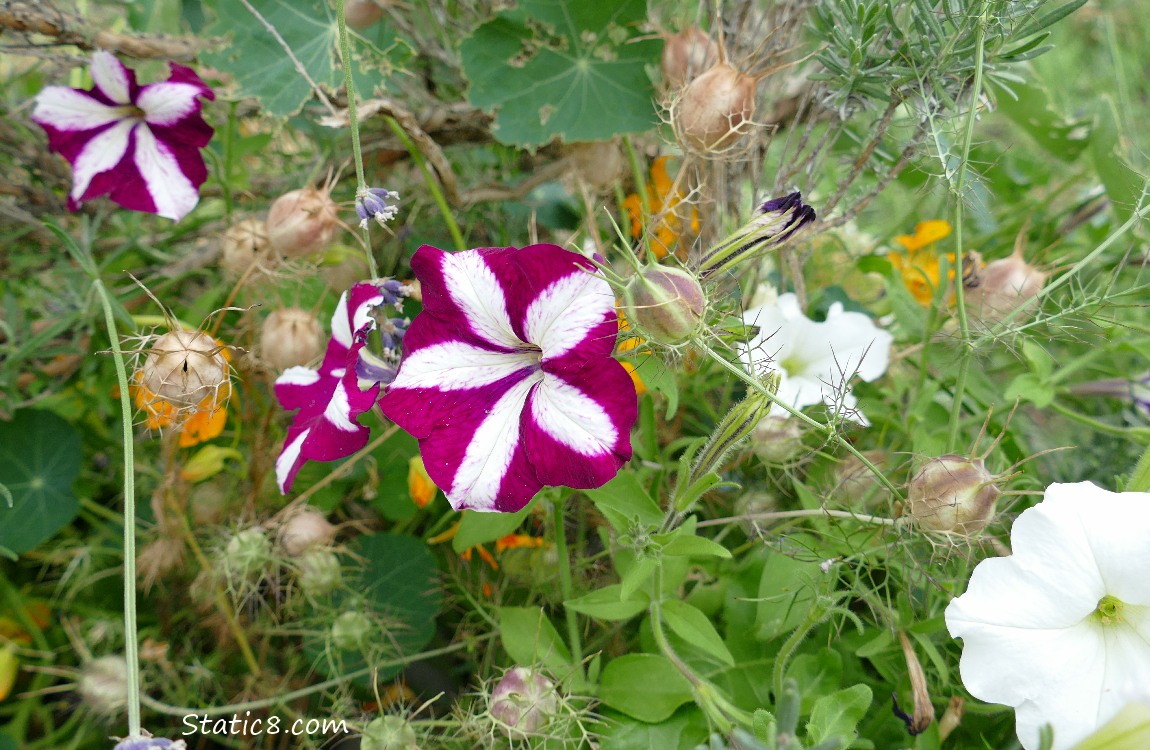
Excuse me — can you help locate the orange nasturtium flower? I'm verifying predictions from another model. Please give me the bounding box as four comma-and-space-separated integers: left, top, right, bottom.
615, 307, 647, 396
408, 455, 437, 508
888, 220, 982, 307
622, 156, 699, 259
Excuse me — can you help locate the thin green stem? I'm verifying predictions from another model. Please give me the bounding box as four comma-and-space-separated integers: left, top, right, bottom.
771, 601, 825, 702
335, 0, 379, 280
697, 341, 903, 501
551, 496, 584, 677
1048, 402, 1150, 440
946, 0, 990, 450
696, 508, 898, 528
384, 116, 465, 256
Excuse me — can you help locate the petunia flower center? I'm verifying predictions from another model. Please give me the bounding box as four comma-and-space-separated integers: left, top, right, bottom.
110, 104, 148, 121
1092, 594, 1126, 626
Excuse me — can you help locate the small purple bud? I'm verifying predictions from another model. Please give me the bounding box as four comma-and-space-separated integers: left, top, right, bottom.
489, 667, 559, 736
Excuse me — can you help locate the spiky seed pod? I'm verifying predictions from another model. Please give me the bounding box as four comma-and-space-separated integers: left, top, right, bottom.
489, 667, 559, 736
566, 140, 624, 190
331, 611, 373, 652
267, 187, 340, 258
221, 528, 272, 582
674, 62, 757, 152
751, 415, 805, 465
218, 218, 273, 275
297, 549, 342, 595
78, 655, 128, 718
140, 330, 229, 409
260, 308, 324, 371
344, 0, 384, 29
622, 266, 706, 345
662, 27, 720, 90
279, 509, 337, 556
964, 251, 1046, 325
907, 455, 1001, 534
360, 716, 419, 750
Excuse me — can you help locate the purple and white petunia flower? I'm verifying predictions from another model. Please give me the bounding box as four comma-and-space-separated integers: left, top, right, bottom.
275, 280, 411, 494
380, 244, 637, 513
31, 50, 214, 221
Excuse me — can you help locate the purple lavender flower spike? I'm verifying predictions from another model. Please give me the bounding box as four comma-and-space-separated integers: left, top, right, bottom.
380, 244, 637, 513
31, 50, 214, 221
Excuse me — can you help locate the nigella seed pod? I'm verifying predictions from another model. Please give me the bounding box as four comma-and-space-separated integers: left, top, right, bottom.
622, 266, 706, 345
662, 27, 720, 90
221, 528, 272, 581
140, 330, 229, 409
219, 218, 274, 275
344, 0, 384, 29
78, 655, 128, 718
963, 250, 1046, 325
907, 455, 1001, 534
278, 508, 337, 556
360, 716, 418, 750
751, 415, 806, 465
267, 186, 340, 258
331, 611, 373, 652
260, 308, 324, 371
296, 549, 342, 595
489, 667, 559, 736
565, 140, 623, 190
673, 62, 757, 153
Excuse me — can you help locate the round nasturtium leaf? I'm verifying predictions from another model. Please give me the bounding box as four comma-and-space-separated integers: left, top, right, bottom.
0, 410, 82, 555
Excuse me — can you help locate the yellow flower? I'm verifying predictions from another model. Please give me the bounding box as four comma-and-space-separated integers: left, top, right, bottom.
622, 156, 699, 259
615, 308, 646, 395
895, 220, 952, 252
495, 533, 545, 554
408, 455, 437, 508
889, 220, 979, 307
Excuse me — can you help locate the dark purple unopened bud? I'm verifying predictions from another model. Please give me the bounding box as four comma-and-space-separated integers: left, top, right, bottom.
355, 187, 400, 229
695, 191, 816, 278
489, 667, 559, 736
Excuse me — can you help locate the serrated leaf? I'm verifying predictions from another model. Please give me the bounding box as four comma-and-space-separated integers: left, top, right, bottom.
460, 0, 661, 146
0, 410, 81, 555
806, 683, 872, 746
565, 585, 649, 620
203, 0, 338, 117
660, 600, 734, 666
499, 606, 572, 672
599, 654, 694, 723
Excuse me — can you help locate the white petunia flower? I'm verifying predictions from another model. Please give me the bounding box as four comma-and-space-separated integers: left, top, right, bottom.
945, 482, 1150, 750
739, 293, 892, 424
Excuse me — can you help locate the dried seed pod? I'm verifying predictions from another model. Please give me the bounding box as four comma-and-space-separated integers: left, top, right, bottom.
260, 308, 325, 371
140, 330, 229, 409
78, 655, 128, 718
566, 140, 624, 190
622, 266, 706, 345
279, 508, 337, 556
964, 250, 1046, 325
218, 218, 273, 275
489, 667, 560, 736
907, 454, 1001, 534
673, 62, 757, 152
267, 186, 340, 258
662, 27, 720, 90
344, 0, 384, 28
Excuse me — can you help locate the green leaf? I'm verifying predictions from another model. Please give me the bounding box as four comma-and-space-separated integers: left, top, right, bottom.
460, 0, 661, 146
806, 683, 873, 746
632, 356, 680, 418
1005, 373, 1055, 408
1092, 97, 1146, 224
754, 548, 819, 640
0, 410, 81, 555
499, 606, 572, 672
453, 498, 536, 553
1070, 702, 1150, 750
203, 0, 338, 117
585, 472, 664, 532
597, 706, 709, 750
599, 654, 694, 723
997, 80, 1090, 161
660, 600, 734, 666
619, 555, 658, 601
565, 585, 649, 621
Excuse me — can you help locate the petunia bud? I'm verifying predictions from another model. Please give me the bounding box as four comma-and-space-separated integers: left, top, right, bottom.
360, 716, 419, 750
963, 250, 1046, 325
221, 528, 272, 581
219, 218, 274, 275
331, 610, 373, 652
140, 330, 229, 409
688, 390, 773, 493
78, 655, 128, 718
695, 192, 816, 278
267, 186, 340, 258
622, 266, 706, 345
279, 509, 337, 556
489, 667, 559, 736
673, 62, 757, 153
907, 455, 1001, 534
344, 0, 385, 29
260, 308, 325, 371
662, 27, 720, 90
297, 549, 342, 595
